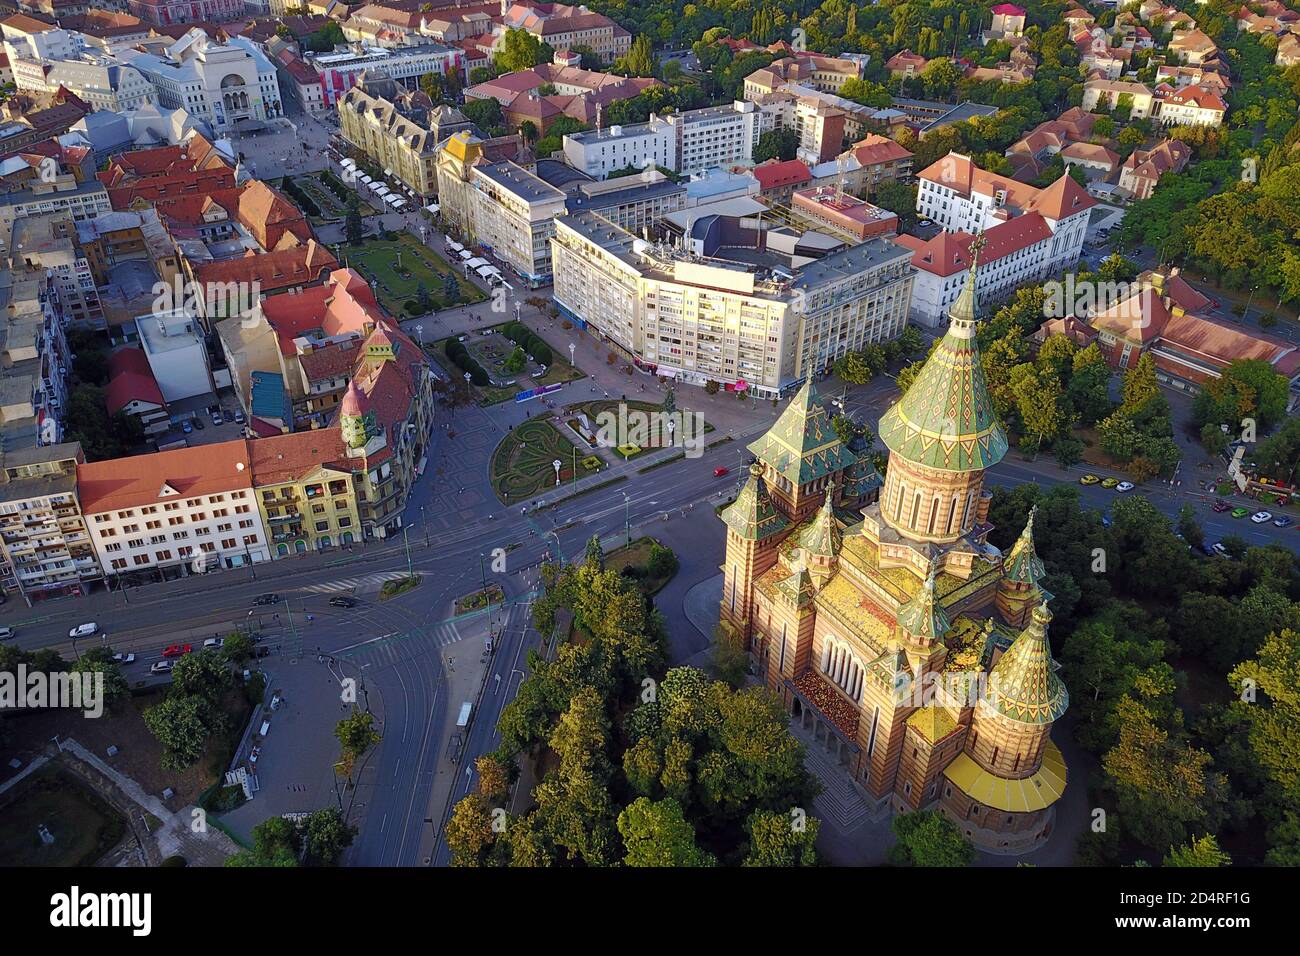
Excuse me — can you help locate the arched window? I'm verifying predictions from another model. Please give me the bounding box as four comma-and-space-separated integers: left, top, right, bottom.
910, 491, 922, 528
927, 496, 940, 534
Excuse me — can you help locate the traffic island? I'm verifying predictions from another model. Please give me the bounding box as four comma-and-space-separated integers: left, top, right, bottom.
379, 575, 421, 600
454, 584, 504, 615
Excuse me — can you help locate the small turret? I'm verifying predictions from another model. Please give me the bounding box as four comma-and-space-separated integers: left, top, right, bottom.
996, 505, 1051, 628
896, 563, 950, 649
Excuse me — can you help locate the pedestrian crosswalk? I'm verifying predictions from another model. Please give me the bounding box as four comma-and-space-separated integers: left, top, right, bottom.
336, 621, 466, 666
301, 571, 411, 595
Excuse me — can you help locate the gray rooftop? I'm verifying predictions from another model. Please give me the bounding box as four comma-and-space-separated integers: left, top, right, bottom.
789, 237, 914, 291
476, 161, 566, 205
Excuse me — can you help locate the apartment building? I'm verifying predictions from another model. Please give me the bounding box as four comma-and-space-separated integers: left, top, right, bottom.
125, 0, 245, 26
562, 101, 766, 179
338, 82, 474, 198
0, 441, 100, 603
7, 211, 103, 328
0, 175, 112, 253
78, 441, 272, 582
248, 430, 362, 555
915, 151, 1093, 275
562, 172, 686, 235
437, 131, 566, 286
551, 210, 915, 397
0, 270, 72, 454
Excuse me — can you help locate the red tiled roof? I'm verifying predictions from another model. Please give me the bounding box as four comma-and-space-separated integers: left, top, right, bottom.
753, 159, 811, 190
1024, 171, 1096, 220
850, 133, 913, 166
909, 212, 1053, 276
261, 269, 383, 356
245, 431, 351, 485
992, 3, 1026, 15
77, 440, 254, 515
105, 347, 164, 416
192, 240, 338, 294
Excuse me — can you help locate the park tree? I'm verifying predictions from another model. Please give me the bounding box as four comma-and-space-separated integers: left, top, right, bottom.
1121, 353, 1160, 413
617, 797, 715, 866
170, 649, 231, 707
335, 708, 381, 777
616, 34, 658, 77
495, 28, 550, 72
888, 810, 975, 866
344, 195, 364, 246
226, 817, 300, 867
743, 808, 820, 866
753, 128, 799, 164
143, 694, 209, 771
302, 808, 357, 866
70, 656, 129, 709
1163, 834, 1232, 867
1102, 696, 1229, 852
1228, 628, 1300, 809
445, 794, 496, 866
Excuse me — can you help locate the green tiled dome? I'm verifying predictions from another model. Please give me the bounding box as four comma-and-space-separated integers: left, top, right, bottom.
986, 603, 1068, 725
878, 240, 1008, 473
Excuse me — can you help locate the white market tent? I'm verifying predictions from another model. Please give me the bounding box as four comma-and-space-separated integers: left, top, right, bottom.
339, 158, 356, 169
458, 249, 474, 261
425, 203, 440, 214
358, 174, 373, 185
386, 194, 403, 206
446, 240, 464, 252
466, 257, 489, 269
372, 184, 391, 197
475, 264, 498, 279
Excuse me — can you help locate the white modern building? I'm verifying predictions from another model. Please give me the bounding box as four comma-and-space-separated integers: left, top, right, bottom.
436, 132, 567, 286
306, 42, 464, 107
562, 101, 767, 179
135, 308, 216, 404
42, 59, 158, 112
551, 209, 915, 396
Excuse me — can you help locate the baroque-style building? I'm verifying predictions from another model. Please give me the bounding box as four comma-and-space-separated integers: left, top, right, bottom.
718, 244, 1070, 854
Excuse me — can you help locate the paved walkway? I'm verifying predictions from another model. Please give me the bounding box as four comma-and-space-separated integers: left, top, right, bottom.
58, 739, 238, 866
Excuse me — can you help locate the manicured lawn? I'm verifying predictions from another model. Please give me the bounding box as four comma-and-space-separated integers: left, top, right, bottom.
491, 418, 603, 503
603, 536, 679, 595
455, 583, 505, 615
346, 234, 485, 316
0, 768, 126, 866
294, 172, 377, 221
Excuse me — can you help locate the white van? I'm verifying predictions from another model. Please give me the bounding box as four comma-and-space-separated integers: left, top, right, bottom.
68, 622, 98, 638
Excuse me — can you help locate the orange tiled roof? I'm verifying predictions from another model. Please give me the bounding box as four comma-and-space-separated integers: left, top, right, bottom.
77, 440, 254, 514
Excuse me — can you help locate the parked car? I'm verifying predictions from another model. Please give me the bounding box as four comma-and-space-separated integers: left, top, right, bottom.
211, 410, 224, 426
253, 593, 280, 606
162, 643, 192, 658
713, 466, 730, 477
233, 409, 246, 424
1274, 516, 1293, 528
203, 637, 224, 649
0, 627, 14, 640
1079, 474, 1101, 485
181, 420, 193, 434
1115, 481, 1135, 493
1231, 507, 1250, 519
1251, 511, 1273, 523
192, 417, 204, 430
1211, 542, 1230, 557
329, 596, 358, 608
1211, 499, 1231, 513
111, 652, 135, 664
1100, 477, 1120, 489
68, 622, 98, 638
150, 660, 174, 674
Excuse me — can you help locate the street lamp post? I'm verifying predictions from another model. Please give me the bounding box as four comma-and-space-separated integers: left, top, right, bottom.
421, 504, 429, 548
546, 531, 562, 567
622, 491, 631, 547
402, 525, 413, 579
568, 342, 575, 368
553, 459, 562, 487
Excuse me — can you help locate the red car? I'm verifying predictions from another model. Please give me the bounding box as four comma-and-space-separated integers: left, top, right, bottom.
1211, 499, 1230, 513
713, 466, 730, 477
162, 643, 192, 658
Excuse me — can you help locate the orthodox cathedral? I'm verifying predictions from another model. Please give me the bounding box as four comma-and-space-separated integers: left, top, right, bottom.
718, 246, 1069, 854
